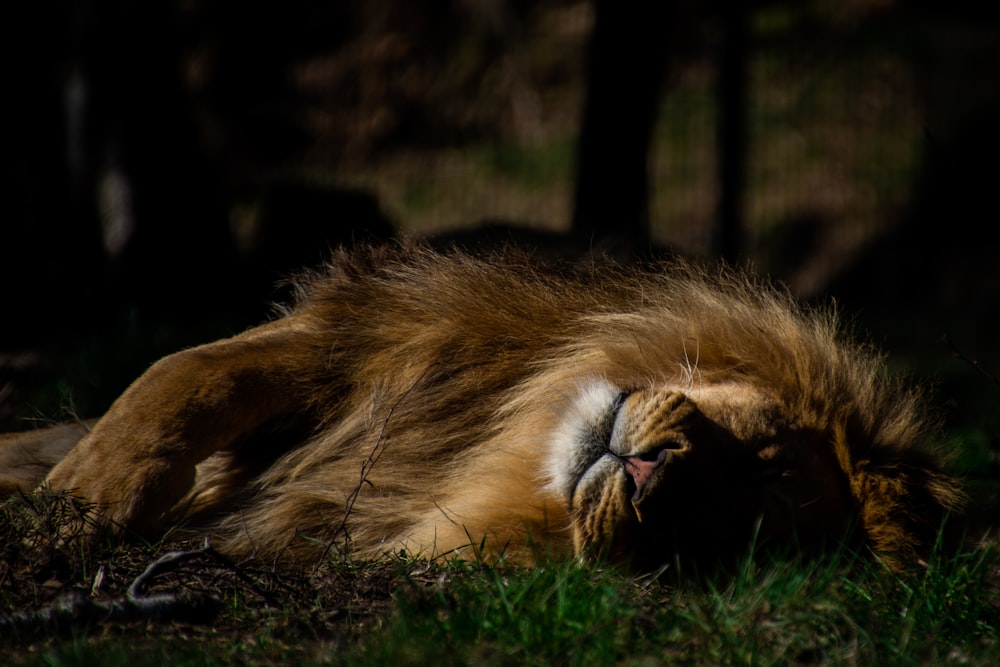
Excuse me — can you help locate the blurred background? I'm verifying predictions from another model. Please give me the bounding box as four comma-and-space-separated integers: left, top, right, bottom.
2, 0, 998, 506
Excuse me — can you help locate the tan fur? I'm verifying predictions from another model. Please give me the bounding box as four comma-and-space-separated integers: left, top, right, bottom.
0, 421, 91, 497
0, 244, 965, 569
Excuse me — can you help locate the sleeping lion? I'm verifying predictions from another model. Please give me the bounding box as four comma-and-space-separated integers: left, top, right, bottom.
0, 244, 964, 571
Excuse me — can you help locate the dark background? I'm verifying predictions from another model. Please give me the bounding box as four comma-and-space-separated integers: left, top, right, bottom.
2, 0, 998, 497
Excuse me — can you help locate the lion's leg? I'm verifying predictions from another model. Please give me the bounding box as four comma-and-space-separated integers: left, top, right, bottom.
44, 315, 324, 536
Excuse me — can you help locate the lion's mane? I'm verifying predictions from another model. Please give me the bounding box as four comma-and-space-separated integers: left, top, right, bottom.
184, 245, 961, 567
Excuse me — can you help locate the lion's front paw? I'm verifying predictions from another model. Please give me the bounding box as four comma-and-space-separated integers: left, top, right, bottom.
43, 436, 194, 539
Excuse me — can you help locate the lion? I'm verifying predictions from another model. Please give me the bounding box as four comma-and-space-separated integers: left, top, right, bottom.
0, 244, 965, 571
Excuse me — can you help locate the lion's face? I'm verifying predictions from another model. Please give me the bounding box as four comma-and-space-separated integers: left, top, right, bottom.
548, 381, 855, 570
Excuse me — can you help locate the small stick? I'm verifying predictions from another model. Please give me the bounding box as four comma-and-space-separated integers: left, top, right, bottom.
943, 335, 1000, 389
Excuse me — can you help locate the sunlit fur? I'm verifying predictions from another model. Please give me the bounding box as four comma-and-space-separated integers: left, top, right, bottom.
1, 244, 965, 569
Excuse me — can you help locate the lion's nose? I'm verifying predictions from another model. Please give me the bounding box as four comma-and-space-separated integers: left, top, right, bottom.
624, 448, 669, 497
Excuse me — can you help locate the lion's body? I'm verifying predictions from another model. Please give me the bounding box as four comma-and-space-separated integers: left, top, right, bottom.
0, 245, 964, 569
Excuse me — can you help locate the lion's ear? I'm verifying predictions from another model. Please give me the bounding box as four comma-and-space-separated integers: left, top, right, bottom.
832, 424, 967, 569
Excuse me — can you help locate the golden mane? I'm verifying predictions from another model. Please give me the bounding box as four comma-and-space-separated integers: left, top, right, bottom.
204, 246, 961, 565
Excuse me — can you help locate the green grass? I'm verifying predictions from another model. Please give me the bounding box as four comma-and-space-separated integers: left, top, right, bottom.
345, 544, 999, 666
4, 520, 997, 667
346, 560, 636, 666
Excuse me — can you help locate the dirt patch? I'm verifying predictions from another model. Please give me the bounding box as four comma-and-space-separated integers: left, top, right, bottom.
0, 491, 412, 659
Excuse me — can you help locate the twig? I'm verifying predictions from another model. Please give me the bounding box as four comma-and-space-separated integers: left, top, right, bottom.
0, 539, 221, 637
944, 335, 1000, 389
125, 538, 220, 617
313, 369, 429, 570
